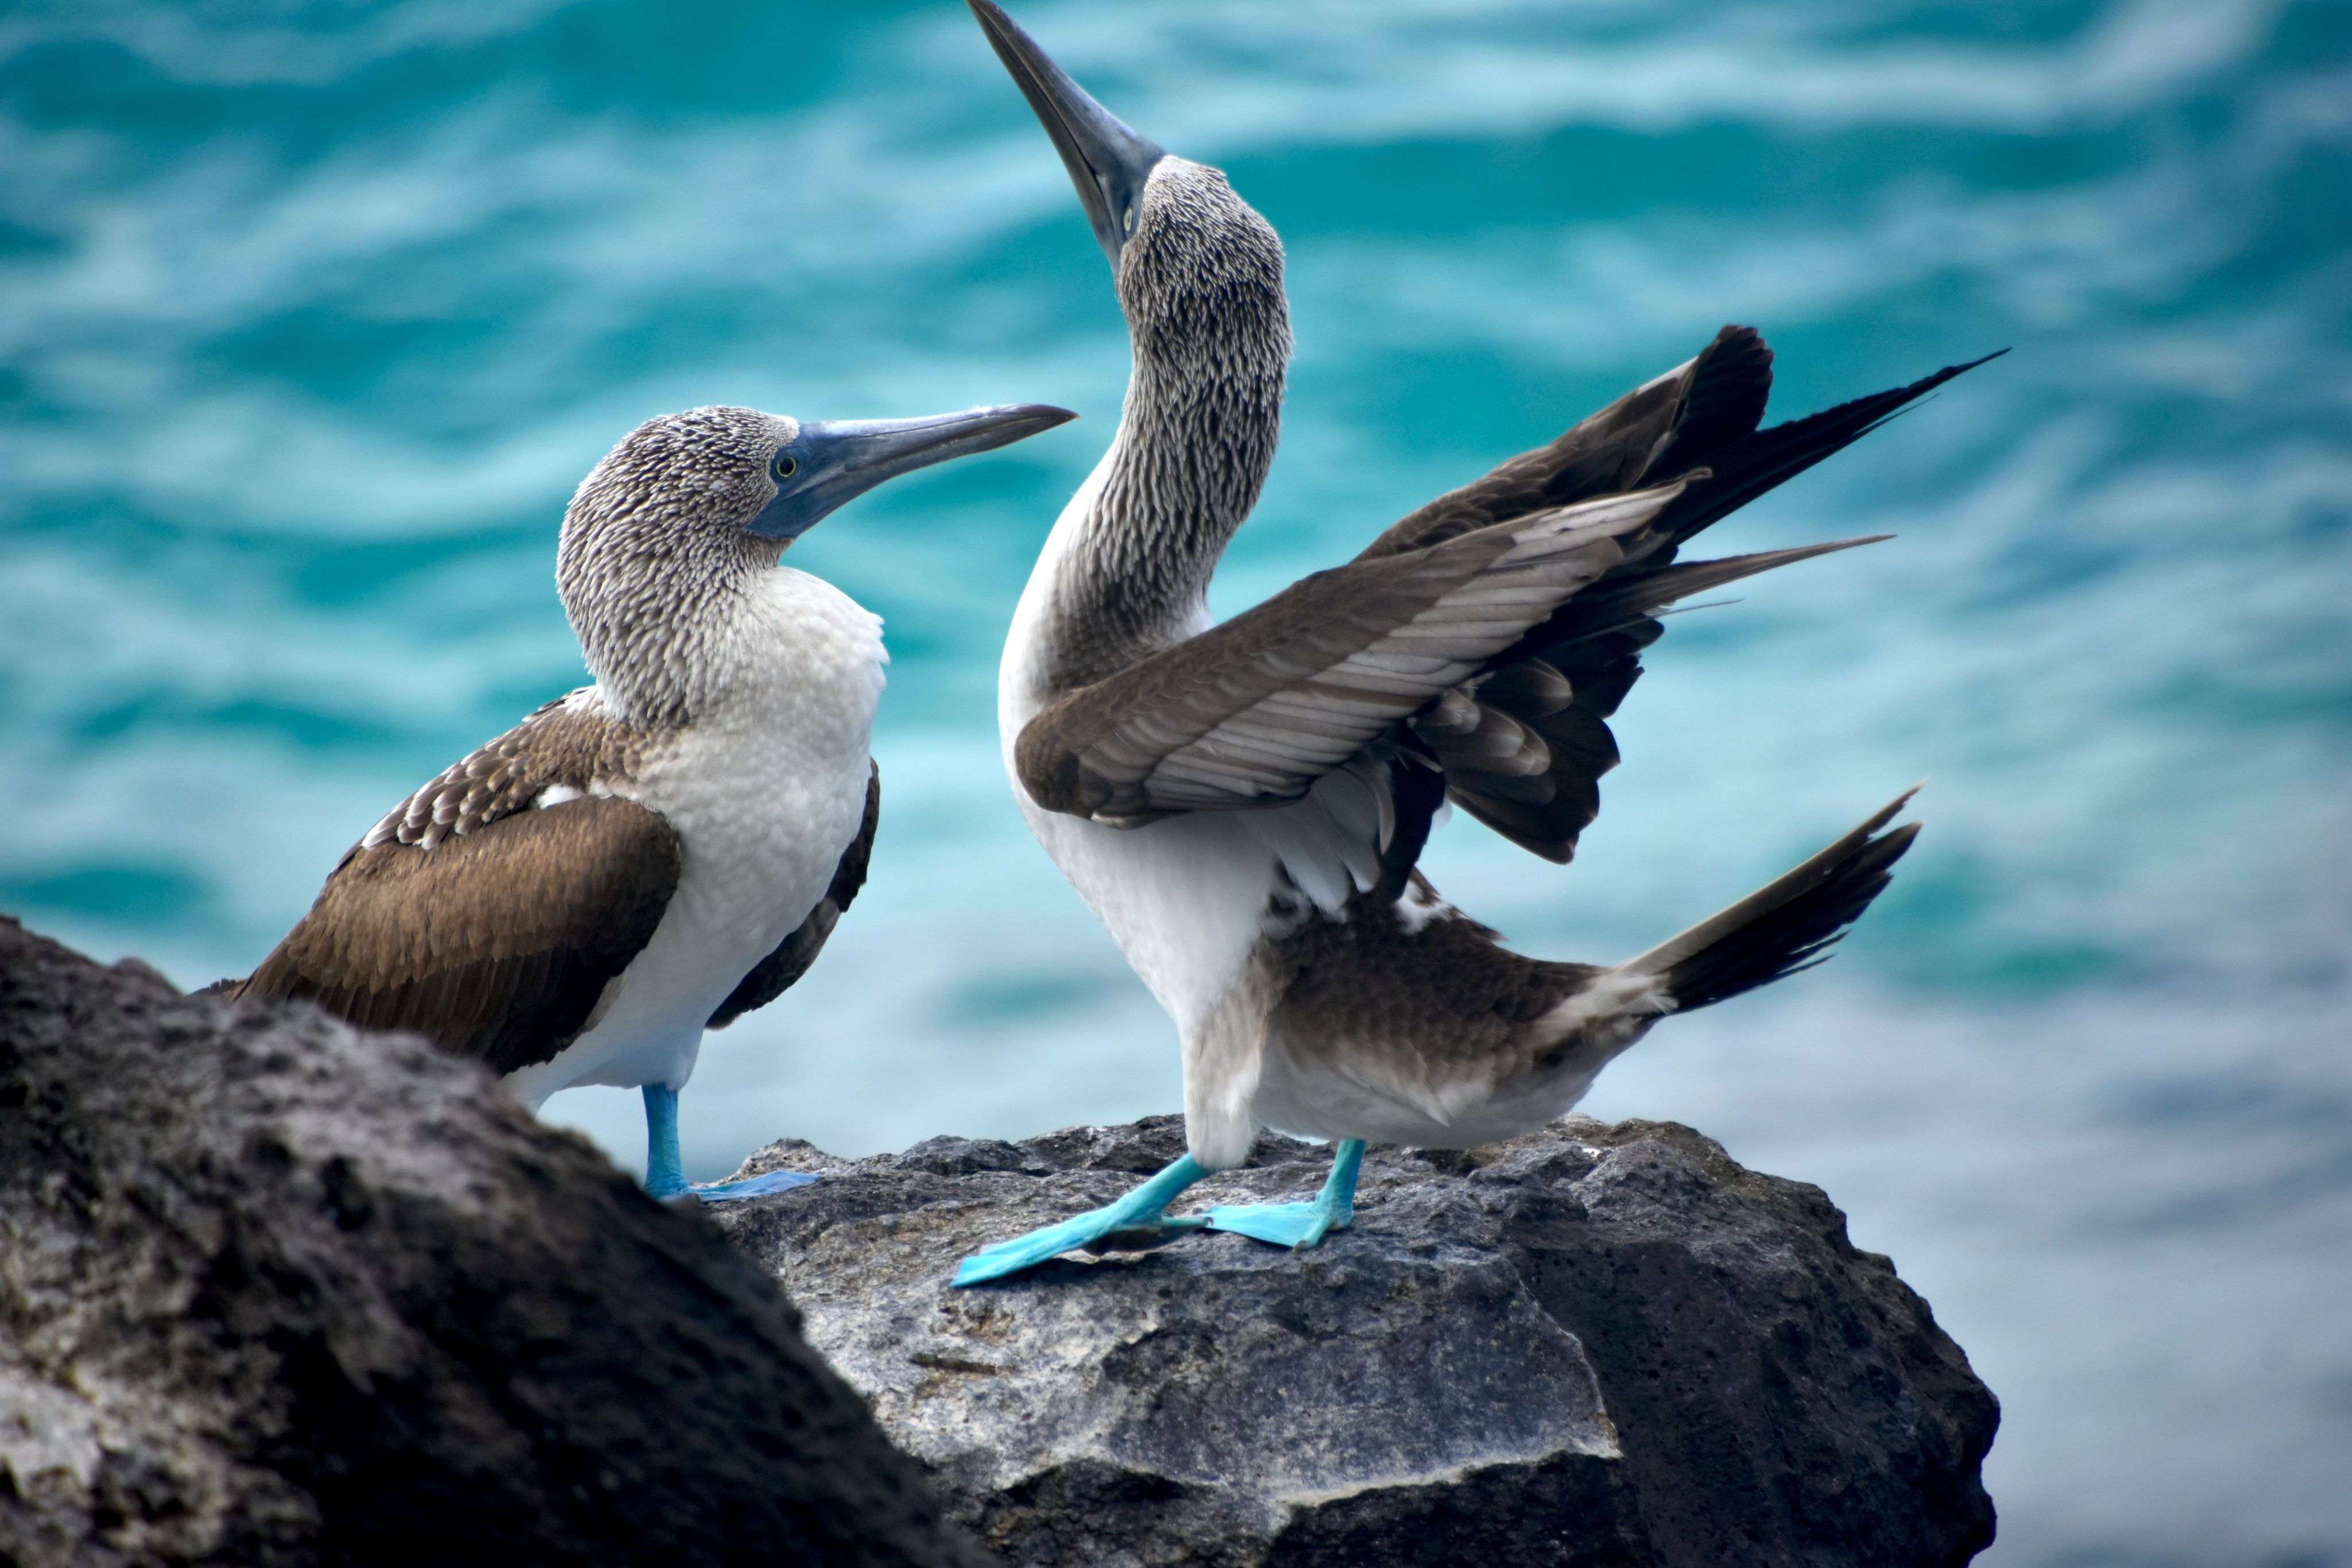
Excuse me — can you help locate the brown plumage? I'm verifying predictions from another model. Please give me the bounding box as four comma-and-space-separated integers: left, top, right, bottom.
242, 791, 682, 1075
359, 692, 652, 850
1017, 321, 1993, 866
1357, 326, 1773, 560
1368, 330, 1999, 861
1013, 479, 1688, 823
242, 735, 885, 1071
1266, 874, 1600, 1083
1262, 797, 1925, 1124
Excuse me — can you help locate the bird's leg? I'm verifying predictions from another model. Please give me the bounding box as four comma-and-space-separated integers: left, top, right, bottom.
641, 1083, 691, 1200
1203, 1138, 1364, 1250
638, 1083, 818, 1204
954, 1154, 1213, 1286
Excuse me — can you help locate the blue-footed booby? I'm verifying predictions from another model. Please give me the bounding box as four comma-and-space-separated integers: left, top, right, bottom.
956, 0, 1994, 1284
239, 400, 1073, 1201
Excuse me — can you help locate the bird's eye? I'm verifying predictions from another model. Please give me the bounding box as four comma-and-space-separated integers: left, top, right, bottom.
773, 454, 798, 481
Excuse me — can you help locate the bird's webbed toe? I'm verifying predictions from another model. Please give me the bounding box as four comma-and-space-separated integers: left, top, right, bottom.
954, 1154, 1212, 1285
691, 1169, 821, 1202
1203, 1137, 1365, 1251
1202, 1198, 1348, 1249
1204, 1203, 1355, 1250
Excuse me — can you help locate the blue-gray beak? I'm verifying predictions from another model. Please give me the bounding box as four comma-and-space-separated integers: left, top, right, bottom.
748, 402, 1076, 541
969, 0, 1166, 265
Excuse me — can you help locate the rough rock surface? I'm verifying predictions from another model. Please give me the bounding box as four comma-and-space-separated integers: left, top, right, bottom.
715, 1114, 1999, 1568
0, 917, 991, 1568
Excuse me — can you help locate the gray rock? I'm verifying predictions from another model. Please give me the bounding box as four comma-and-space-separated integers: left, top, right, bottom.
714, 1114, 1998, 1568
0, 917, 992, 1568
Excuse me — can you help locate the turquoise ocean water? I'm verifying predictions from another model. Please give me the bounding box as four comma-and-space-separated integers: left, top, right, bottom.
3, 1, 2348, 1559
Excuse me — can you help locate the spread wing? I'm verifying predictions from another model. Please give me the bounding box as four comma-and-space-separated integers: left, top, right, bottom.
707, 761, 880, 1028
1354, 325, 1779, 563
1016, 326, 1998, 885
1366, 328, 2001, 861
239, 690, 679, 1077
1015, 479, 1693, 824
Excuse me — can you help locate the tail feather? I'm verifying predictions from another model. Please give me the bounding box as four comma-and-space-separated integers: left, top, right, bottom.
1623, 790, 1920, 1012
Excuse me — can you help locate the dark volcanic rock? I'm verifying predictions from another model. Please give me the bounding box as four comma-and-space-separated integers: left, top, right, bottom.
0, 917, 991, 1568
715, 1115, 1998, 1568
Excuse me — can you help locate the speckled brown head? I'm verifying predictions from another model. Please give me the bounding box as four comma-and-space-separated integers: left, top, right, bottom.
558, 400, 1072, 724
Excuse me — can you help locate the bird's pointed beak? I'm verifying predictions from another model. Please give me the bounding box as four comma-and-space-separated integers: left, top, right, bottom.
748, 403, 1076, 541
969, 0, 1165, 265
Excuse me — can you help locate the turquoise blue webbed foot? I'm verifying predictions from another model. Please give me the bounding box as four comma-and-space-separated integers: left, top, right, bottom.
639, 1083, 819, 1205
955, 1153, 1212, 1286
1204, 1138, 1365, 1252
688, 1168, 820, 1202
1202, 1198, 1347, 1248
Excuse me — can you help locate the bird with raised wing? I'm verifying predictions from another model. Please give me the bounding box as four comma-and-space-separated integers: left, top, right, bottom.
956, 0, 1991, 1284
238, 400, 1073, 1201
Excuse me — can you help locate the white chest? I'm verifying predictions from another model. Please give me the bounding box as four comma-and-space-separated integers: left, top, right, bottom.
640, 571, 885, 926
1000, 488, 1276, 1039
512, 568, 886, 1105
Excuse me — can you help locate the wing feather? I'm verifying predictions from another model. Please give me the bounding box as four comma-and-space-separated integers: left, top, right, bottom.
1382, 335, 1999, 865
1016, 479, 1693, 824
1022, 327, 1995, 895
241, 796, 681, 1076
241, 689, 678, 1074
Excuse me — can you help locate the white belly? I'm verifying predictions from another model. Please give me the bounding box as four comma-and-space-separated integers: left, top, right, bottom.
1000, 459, 1387, 1166
1013, 796, 1275, 1037
1002, 563, 1286, 1167
999, 475, 1275, 1036
506, 568, 886, 1108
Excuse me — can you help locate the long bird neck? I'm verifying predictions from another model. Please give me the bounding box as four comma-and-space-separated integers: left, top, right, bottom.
1032, 250, 1289, 695
564, 547, 764, 731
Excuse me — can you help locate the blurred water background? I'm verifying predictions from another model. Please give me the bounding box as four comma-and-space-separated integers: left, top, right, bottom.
3, 0, 2348, 1559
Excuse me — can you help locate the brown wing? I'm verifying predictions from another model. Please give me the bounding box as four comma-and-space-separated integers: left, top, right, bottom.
363, 688, 646, 849
1019, 328, 1994, 878
1430, 539, 1881, 860
1370, 330, 2002, 862
240, 795, 681, 1077
1015, 479, 1692, 824
707, 761, 880, 1029
1357, 325, 1777, 562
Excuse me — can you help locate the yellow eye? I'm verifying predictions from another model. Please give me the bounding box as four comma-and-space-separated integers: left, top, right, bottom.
773, 454, 798, 480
